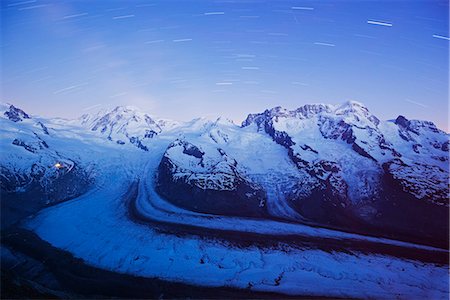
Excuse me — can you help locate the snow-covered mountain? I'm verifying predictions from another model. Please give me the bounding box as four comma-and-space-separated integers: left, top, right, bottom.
1, 101, 448, 247
0, 104, 92, 197
244, 102, 447, 198
241, 101, 448, 202
156, 138, 268, 217
238, 101, 448, 244
80, 105, 162, 151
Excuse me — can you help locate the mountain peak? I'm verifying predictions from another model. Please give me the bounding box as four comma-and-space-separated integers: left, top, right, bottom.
78, 104, 161, 150
394, 115, 443, 135
110, 105, 142, 114
1, 103, 31, 122
334, 100, 379, 127
340, 100, 366, 108
266, 106, 287, 115
242, 101, 378, 128
335, 100, 369, 114
294, 103, 334, 118
214, 116, 236, 126
395, 115, 410, 128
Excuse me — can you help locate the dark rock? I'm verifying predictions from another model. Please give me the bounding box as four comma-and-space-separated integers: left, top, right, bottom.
395, 115, 410, 128
37, 122, 49, 135
341, 126, 355, 143
412, 144, 422, 153
30, 164, 45, 180
300, 144, 318, 154
352, 143, 377, 162
181, 142, 204, 158
441, 140, 449, 152
3, 105, 30, 122
129, 137, 148, 151
144, 130, 158, 139
12, 139, 37, 153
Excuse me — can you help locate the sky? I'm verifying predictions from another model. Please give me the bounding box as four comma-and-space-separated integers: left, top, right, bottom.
1, 0, 449, 130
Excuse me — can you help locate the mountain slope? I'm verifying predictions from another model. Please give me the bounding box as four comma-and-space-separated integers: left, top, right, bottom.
0, 104, 96, 227
240, 101, 449, 246
80, 106, 162, 151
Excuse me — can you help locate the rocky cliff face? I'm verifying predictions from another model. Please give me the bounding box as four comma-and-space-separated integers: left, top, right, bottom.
156, 139, 268, 218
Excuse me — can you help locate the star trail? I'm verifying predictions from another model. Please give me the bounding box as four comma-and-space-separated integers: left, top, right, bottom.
1, 0, 448, 130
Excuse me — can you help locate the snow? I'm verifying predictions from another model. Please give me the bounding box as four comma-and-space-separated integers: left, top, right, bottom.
1, 101, 448, 298
270, 111, 383, 203
133, 150, 444, 251
25, 158, 449, 299
79, 105, 162, 149
2, 99, 447, 205
241, 101, 448, 204
378, 120, 449, 201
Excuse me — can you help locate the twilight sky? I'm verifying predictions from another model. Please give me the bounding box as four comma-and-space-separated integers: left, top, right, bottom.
1, 0, 449, 130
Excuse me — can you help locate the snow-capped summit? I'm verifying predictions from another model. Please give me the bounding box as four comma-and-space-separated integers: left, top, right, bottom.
80, 105, 162, 151
213, 116, 236, 126
334, 100, 380, 128
0, 102, 50, 135
1, 103, 31, 122
242, 101, 378, 129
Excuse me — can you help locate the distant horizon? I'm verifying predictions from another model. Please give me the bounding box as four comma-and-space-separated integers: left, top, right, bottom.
2, 0, 448, 130
2, 98, 448, 132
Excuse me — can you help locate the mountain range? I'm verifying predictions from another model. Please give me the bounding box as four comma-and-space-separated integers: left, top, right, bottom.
2, 100, 449, 298
1, 101, 448, 248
